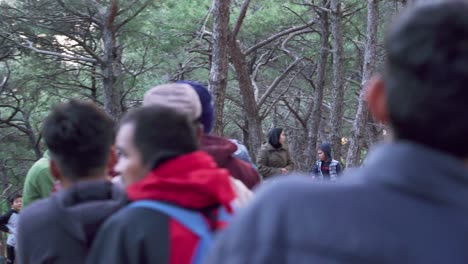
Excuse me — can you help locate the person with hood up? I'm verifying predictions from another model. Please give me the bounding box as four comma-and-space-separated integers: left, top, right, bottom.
17, 100, 126, 264
311, 142, 342, 181
159, 80, 261, 190
256, 128, 294, 179
87, 104, 236, 264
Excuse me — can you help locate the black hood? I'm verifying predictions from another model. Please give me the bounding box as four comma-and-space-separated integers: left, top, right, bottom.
319, 142, 333, 161
268, 128, 283, 149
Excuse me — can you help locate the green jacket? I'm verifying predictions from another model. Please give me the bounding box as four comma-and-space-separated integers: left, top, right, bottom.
256, 143, 294, 178
22, 151, 54, 208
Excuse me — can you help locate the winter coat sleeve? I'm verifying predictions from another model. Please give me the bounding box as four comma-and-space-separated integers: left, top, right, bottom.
0, 209, 13, 233
284, 149, 295, 172
86, 208, 169, 264
256, 147, 281, 178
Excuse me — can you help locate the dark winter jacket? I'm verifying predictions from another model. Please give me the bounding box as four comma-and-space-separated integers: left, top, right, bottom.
311, 142, 342, 180
87, 151, 236, 264
207, 142, 468, 264
17, 180, 126, 264
256, 143, 294, 178
201, 134, 261, 189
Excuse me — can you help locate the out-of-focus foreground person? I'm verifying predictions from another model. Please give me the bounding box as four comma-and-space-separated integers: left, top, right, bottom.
87, 105, 235, 264
176, 80, 261, 189
207, 2, 468, 263
17, 100, 126, 264
22, 150, 54, 208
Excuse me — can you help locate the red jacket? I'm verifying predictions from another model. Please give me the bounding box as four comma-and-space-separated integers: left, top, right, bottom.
201, 135, 261, 189
87, 151, 236, 264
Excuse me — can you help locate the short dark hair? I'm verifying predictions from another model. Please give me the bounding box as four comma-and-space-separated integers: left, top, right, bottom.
42, 100, 115, 181
384, 1, 468, 158
120, 105, 198, 168
9, 194, 21, 205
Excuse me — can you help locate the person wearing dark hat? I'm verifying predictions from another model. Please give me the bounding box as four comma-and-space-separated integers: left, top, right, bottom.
175, 80, 261, 189
311, 142, 342, 181
256, 128, 294, 179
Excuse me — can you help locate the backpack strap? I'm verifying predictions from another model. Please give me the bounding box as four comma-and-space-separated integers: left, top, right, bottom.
129, 200, 230, 264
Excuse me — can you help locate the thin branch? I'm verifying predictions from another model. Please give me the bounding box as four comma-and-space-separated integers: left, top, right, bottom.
245, 19, 316, 56
116, 0, 152, 31
21, 40, 98, 63
232, 0, 252, 39
257, 57, 302, 108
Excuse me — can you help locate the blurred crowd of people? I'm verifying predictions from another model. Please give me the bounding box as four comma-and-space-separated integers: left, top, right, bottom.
1, 1, 467, 263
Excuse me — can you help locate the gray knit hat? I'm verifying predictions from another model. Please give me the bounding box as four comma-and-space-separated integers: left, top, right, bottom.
143, 83, 202, 121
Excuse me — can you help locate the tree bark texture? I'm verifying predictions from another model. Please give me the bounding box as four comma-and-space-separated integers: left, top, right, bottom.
346, 0, 379, 168
229, 40, 264, 160
307, 1, 330, 162
209, 0, 231, 136
100, 2, 124, 120
329, 0, 346, 162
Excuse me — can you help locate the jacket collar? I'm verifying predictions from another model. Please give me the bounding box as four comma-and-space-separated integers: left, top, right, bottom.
126, 151, 235, 212
52, 180, 127, 243
354, 141, 468, 209
264, 143, 285, 151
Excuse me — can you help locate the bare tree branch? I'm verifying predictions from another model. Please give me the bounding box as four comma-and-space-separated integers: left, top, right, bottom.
20, 40, 98, 63
245, 19, 316, 56
232, 0, 252, 39
257, 57, 302, 108
116, 0, 153, 31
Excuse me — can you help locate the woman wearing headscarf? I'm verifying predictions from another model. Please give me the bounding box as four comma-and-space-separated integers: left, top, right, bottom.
256, 128, 294, 179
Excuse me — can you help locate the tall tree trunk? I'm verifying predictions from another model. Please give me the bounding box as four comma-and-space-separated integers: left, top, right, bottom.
209, 0, 231, 136
101, 2, 123, 120
307, 1, 330, 163
229, 40, 263, 160
346, 0, 379, 168
329, 0, 345, 161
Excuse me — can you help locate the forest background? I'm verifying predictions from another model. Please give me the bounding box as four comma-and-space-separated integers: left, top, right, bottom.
0, 0, 415, 213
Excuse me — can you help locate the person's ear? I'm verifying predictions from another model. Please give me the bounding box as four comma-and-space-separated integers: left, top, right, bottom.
106, 146, 118, 179
49, 160, 63, 182
366, 76, 390, 124
196, 123, 204, 143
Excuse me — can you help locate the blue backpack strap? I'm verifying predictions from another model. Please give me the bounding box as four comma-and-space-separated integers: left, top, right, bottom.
129, 200, 230, 264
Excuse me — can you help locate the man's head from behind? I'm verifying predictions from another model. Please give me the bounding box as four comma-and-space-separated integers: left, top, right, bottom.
42, 100, 115, 187
115, 105, 199, 186
367, 1, 468, 159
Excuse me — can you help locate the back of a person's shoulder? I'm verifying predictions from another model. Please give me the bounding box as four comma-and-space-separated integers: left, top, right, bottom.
104, 203, 170, 230
19, 197, 54, 230
25, 158, 50, 178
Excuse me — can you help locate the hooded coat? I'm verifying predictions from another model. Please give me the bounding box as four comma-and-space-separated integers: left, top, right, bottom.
256, 129, 294, 178
201, 134, 261, 189
17, 180, 126, 264
311, 142, 342, 179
